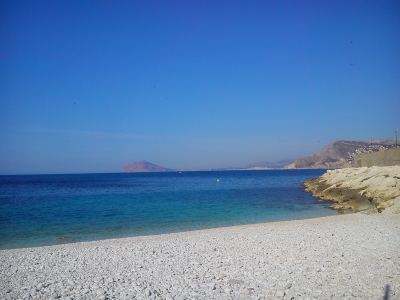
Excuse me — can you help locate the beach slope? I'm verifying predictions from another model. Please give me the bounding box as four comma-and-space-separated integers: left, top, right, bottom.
1, 213, 399, 299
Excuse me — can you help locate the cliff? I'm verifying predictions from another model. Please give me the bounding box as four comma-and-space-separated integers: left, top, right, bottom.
122, 160, 172, 173
304, 166, 400, 214
285, 139, 395, 169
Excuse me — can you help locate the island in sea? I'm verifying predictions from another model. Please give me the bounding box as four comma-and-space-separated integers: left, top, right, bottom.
122, 160, 173, 172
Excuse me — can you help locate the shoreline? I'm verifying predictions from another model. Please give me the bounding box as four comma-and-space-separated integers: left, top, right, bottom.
0, 169, 332, 251
1, 213, 399, 299
0, 207, 338, 251
0, 211, 341, 251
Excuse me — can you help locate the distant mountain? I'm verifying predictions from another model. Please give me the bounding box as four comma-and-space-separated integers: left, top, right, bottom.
284, 139, 396, 169
244, 159, 294, 169
122, 160, 172, 172
122, 140, 396, 171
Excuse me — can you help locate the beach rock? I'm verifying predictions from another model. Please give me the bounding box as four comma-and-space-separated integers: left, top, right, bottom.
52, 292, 60, 299
304, 166, 400, 213
241, 288, 251, 295
228, 279, 243, 286
165, 294, 173, 300
224, 288, 232, 294
377, 200, 393, 209
156, 285, 167, 293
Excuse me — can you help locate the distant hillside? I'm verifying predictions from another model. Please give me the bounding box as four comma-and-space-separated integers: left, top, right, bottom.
122, 160, 172, 172
285, 139, 396, 169
244, 160, 294, 169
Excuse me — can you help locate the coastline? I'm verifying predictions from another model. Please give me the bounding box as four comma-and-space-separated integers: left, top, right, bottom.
1, 213, 399, 299
0, 169, 333, 250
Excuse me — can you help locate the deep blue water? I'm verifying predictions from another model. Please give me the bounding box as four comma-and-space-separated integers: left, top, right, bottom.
0, 170, 335, 249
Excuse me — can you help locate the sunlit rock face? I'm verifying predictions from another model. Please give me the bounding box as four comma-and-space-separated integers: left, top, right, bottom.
304, 166, 400, 214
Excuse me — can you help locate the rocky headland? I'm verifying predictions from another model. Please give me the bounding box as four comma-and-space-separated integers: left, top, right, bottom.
285, 139, 396, 169
304, 166, 400, 214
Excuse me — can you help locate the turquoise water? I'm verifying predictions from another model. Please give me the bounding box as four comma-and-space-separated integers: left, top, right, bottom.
0, 170, 335, 249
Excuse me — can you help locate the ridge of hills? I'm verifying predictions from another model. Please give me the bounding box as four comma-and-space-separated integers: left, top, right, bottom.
121, 159, 293, 172
121, 139, 397, 172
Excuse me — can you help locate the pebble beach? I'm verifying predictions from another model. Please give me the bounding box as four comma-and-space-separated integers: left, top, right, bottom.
1, 212, 399, 300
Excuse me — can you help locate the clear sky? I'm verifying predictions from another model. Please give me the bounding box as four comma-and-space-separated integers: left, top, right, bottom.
1, 1, 399, 174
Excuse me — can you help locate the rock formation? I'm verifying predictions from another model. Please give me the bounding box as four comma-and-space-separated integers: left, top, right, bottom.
304, 166, 400, 214
122, 160, 172, 172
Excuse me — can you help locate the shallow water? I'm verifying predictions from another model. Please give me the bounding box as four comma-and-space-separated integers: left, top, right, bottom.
0, 170, 335, 249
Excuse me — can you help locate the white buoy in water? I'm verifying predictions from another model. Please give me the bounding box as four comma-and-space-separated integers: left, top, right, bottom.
217, 179, 220, 182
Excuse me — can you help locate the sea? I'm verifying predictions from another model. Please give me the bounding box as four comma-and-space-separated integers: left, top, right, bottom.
0, 170, 337, 250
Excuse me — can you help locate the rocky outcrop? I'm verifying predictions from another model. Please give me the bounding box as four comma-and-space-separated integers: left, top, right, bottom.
122, 160, 172, 172
304, 166, 400, 214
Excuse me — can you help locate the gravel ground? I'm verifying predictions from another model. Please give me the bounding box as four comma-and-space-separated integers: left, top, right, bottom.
1, 213, 399, 300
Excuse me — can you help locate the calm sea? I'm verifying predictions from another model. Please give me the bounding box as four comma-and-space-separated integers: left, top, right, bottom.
0, 170, 335, 249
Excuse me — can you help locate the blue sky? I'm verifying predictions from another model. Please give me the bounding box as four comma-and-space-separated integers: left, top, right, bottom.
1, 1, 399, 174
